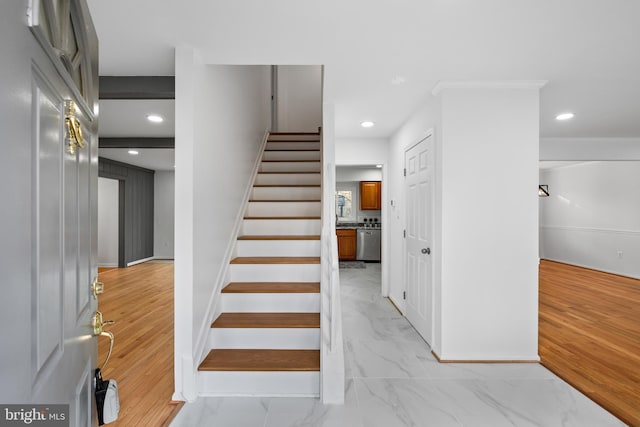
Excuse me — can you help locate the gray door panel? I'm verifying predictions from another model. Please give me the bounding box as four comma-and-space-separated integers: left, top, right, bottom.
1, 2, 99, 425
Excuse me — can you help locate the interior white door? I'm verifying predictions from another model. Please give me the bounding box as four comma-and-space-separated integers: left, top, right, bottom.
0, 2, 99, 426
404, 136, 434, 345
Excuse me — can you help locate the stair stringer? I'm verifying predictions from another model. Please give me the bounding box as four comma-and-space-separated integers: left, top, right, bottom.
193, 131, 270, 366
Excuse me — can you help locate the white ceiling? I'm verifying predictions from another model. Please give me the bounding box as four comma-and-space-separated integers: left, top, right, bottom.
99, 148, 175, 171
99, 100, 174, 138
87, 0, 640, 142
98, 100, 175, 171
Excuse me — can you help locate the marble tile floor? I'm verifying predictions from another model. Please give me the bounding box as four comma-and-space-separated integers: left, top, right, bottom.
171, 263, 625, 427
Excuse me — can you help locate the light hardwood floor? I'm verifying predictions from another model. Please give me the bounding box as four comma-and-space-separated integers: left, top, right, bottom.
98, 261, 181, 426
539, 260, 640, 426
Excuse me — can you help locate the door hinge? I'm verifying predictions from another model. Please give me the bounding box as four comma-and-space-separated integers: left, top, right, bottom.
403, 291, 406, 300
403, 168, 406, 177
403, 229, 406, 238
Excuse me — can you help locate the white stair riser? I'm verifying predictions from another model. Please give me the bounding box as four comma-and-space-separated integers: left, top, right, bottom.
236, 240, 320, 257
209, 328, 320, 349
241, 220, 321, 235
221, 293, 320, 312
230, 264, 321, 282
263, 151, 320, 161
260, 162, 320, 172
255, 173, 321, 186
251, 187, 321, 200
266, 142, 320, 151
245, 202, 320, 217
198, 371, 319, 397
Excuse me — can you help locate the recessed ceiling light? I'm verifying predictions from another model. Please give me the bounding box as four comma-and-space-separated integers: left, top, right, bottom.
128, 150, 139, 155
555, 112, 574, 121
147, 114, 164, 123
376, 164, 382, 168
361, 121, 374, 128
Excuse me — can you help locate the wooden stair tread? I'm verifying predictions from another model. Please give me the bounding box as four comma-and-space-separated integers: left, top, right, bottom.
269, 132, 320, 135
222, 282, 320, 293
257, 172, 320, 174
237, 235, 320, 240
253, 185, 321, 188
230, 256, 320, 264
262, 159, 320, 163
249, 199, 321, 202
199, 349, 320, 372
244, 216, 321, 220
212, 312, 320, 328
264, 149, 320, 152
267, 140, 320, 143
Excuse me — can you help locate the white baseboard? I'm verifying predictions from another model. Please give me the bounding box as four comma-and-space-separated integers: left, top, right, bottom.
98, 263, 118, 268
127, 256, 155, 267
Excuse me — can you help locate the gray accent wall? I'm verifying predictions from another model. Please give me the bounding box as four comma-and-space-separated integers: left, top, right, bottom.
154, 171, 175, 259
99, 157, 155, 266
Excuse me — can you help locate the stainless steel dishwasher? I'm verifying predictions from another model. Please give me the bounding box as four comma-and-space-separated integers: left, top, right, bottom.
356, 228, 381, 261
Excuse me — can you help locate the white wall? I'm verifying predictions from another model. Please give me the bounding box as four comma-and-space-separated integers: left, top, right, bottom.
336, 167, 382, 182
540, 161, 640, 279
174, 47, 271, 400
154, 171, 175, 259
387, 84, 541, 361
98, 177, 119, 267
335, 138, 388, 165
437, 86, 540, 361
277, 65, 322, 132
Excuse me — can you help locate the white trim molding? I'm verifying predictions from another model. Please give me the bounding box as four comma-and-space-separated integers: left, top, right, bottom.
432, 80, 548, 96
540, 225, 640, 236
126, 256, 155, 267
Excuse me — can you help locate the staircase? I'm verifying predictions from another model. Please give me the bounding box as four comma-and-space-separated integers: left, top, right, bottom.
198, 132, 323, 396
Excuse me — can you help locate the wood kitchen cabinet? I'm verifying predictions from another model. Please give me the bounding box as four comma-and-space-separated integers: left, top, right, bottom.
336, 229, 357, 260
360, 181, 381, 210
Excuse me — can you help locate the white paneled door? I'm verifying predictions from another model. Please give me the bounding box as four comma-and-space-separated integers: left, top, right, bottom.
404, 135, 434, 345
0, 2, 99, 426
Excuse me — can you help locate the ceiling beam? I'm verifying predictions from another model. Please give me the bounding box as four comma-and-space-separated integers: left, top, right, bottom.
99, 76, 175, 99
99, 137, 175, 149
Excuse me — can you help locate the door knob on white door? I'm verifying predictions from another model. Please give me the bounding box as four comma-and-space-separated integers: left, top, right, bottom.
421, 248, 431, 255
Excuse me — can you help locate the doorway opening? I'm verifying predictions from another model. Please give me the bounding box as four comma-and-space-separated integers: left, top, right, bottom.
335, 164, 386, 296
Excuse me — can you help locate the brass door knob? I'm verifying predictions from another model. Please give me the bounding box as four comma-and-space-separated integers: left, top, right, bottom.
91, 311, 115, 336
